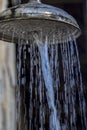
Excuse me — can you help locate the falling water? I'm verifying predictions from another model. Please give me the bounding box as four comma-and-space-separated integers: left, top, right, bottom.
16, 32, 87, 130
60, 37, 87, 130
34, 34, 60, 130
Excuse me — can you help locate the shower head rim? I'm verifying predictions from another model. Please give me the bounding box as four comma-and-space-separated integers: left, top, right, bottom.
0, 2, 81, 43
0, 2, 80, 29
0, 13, 81, 31
0, 18, 81, 41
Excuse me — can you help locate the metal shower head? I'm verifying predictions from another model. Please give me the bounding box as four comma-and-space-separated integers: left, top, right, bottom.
0, 0, 81, 44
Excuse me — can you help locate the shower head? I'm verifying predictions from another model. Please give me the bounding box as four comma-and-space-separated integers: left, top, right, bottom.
0, 0, 81, 44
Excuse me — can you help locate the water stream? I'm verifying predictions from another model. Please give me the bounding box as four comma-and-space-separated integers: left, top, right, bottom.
16, 33, 87, 130
35, 35, 60, 130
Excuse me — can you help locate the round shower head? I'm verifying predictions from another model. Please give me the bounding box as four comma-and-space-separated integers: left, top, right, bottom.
0, 0, 81, 44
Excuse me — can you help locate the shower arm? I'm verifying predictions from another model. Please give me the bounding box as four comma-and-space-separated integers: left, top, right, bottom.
29, 0, 41, 3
